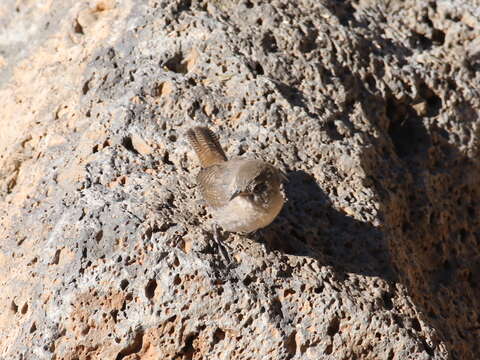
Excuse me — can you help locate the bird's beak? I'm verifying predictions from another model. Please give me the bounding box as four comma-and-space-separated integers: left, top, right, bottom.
279, 170, 288, 182
229, 189, 244, 201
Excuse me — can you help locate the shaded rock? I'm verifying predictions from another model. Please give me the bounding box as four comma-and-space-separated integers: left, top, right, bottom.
1, 0, 479, 359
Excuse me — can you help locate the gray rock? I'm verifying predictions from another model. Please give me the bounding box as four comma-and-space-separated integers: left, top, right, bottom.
1, 0, 479, 358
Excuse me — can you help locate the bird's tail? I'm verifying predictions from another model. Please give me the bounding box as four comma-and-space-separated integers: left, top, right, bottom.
186, 126, 227, 167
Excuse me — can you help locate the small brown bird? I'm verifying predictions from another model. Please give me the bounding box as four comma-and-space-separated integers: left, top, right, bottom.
186, 126, 286, 234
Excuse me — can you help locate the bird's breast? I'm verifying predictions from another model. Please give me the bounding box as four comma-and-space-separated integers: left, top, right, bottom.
211, 190, 284, 233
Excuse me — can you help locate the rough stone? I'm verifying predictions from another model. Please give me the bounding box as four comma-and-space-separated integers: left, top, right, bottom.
1, 0, 479, 359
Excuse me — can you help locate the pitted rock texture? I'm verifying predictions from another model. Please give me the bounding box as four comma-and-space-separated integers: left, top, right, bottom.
1, 0, 479, 359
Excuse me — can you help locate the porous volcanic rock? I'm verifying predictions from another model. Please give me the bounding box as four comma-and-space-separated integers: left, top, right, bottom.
1, 0, 479, 359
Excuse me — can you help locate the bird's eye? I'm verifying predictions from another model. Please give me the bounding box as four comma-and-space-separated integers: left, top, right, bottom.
253, 182, 267, 193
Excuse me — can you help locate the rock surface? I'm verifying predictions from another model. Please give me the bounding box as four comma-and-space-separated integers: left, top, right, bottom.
1, 0, 480, 359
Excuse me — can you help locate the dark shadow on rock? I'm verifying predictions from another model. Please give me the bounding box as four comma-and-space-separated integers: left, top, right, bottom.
363, 116, 480, 359
262, 170, 397, 283
351, 72, 479, 358
260, 23, 479, 355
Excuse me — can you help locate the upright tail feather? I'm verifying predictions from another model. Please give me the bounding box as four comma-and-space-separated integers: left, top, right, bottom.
186, 126, 227, 167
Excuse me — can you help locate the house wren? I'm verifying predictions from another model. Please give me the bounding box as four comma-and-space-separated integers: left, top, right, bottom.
186, 126, 286, 234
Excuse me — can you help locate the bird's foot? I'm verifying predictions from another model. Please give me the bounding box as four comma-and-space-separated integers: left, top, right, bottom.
212, 224, 232, 264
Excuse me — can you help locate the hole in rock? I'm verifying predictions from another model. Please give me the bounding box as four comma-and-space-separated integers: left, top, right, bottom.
145, 279, 157, 299
120, 279, 129, 290
327, 317, 340, 336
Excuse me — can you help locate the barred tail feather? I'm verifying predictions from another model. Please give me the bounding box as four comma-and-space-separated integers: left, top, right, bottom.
186, 126, 227, 167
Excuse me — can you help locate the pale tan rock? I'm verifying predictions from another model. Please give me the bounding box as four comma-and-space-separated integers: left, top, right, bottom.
131, 134, 153, 155
0, 0, 479, 359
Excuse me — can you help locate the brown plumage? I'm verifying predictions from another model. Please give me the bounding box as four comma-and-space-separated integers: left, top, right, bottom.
185, 127, 227, 168
186, 126, 286, 233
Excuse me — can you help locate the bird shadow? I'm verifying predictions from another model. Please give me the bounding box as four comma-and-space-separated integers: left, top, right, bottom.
261, 170, 397, 282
